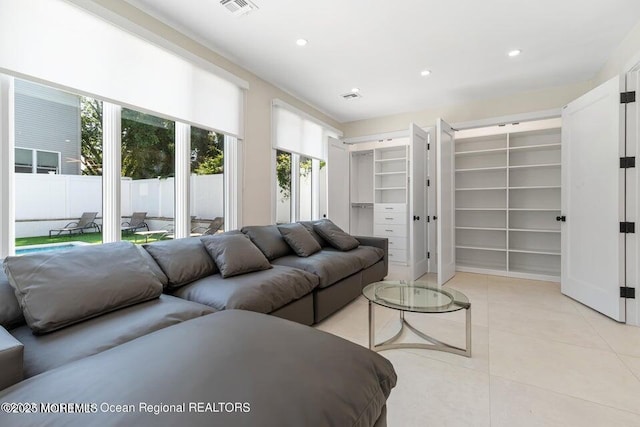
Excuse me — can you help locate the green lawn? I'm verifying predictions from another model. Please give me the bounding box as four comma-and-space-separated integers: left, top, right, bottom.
15, 232, 165, 247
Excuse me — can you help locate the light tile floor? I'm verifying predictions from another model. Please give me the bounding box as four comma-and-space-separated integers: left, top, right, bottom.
314, 272, 640, 427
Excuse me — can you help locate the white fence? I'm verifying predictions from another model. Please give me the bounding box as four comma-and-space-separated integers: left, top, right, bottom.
15, 173, 224, 237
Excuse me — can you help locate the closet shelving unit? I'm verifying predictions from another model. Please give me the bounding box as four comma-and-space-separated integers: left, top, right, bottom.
350, 150, 374, 236
454, 120, 562, 281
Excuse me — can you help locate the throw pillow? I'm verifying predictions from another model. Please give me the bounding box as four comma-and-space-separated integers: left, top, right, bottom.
201, 234, 272, 278
241, 225, 292, 260
4, 242, 163, 334
144, 237, 217, 290
277, 223, 322, 257
0, 262, 24, 330
313, 219, 360, 251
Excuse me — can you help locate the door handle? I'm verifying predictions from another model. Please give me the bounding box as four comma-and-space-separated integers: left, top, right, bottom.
556, 216, 566, 222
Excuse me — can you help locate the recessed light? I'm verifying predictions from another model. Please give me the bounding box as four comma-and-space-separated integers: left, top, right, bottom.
508, 49, 522, 57
420, 70, 431, 77
351, 87, 360, 93
296, 39, 308, 47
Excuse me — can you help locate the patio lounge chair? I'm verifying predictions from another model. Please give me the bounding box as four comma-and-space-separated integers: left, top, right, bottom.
49, 212, 100, 238
121, 212, 149, 234
191, 217, 224, 236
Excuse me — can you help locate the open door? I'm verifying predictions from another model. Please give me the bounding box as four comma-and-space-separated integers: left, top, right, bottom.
410, 123, 429, 280
561, 75, 628, 321
437, 119, 456, 285
327, 137, 350, 231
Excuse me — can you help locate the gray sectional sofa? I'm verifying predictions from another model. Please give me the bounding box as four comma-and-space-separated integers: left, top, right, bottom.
0, 220, 395, 426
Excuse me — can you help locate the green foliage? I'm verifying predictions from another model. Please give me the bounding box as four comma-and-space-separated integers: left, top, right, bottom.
276, 153, 326, 200
80, 98, 224, 179
80, 97, 103, 176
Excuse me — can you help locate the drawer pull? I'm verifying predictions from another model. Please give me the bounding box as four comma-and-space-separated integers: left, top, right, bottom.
385, 217, 394, 220
385, 229, 393, 232
385, 207, 393, 210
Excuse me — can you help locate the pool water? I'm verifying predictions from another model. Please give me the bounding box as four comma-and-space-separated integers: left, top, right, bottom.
16, 243, 83, 255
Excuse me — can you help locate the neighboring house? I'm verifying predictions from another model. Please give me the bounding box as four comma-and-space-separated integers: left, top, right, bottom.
14, 79, 81, 176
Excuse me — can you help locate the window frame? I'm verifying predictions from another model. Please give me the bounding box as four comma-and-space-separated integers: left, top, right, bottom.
14, 146, 61, 175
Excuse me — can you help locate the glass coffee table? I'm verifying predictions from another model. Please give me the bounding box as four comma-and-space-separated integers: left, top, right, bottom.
362, 281, 471, 357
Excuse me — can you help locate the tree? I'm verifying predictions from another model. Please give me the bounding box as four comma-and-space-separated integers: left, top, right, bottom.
80, 97, 103, 176
79, 98, 225, 178
276, 152, 325, 200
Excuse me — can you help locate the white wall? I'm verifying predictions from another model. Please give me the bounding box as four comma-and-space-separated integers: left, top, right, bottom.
596, 20, 640, 84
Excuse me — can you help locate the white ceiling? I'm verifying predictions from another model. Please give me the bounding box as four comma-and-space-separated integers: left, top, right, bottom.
124, 0, 640, 123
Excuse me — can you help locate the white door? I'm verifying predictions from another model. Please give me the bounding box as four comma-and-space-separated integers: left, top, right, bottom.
410, 123, 429, 280
626, 71, 640, 326
561, 75, 626, 321
327, 137, 350, 231
437, 119, 456, 285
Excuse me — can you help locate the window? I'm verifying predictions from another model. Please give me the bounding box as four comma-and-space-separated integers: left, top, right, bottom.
190, 125, 225, 233
14, 79, 103, 247
271, 100, 341, 224
275, 150, 292, 224
14, 148, 61, 174
121, 107, 175, 233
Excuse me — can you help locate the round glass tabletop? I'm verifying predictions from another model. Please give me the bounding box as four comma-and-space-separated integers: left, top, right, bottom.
362, 281, 470, 313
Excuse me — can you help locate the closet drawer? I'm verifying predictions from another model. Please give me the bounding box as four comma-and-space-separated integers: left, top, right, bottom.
388, 249, 408, 263
374, 212, 407, 225
386, 237, 408, 251
374, 224, 407, 237
374, 203, 407, 213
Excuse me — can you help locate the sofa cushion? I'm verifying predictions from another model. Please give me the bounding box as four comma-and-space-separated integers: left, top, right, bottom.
4, 242, 164, 334
172, 265, 318, 314
0, 262, 24, 330
0, 311, 397, 427
313, 219, 360, 251
298, 220, 329, 247
272, 250, 364, 288
326, 246, 385, 269
241, 225, 292, 260
143, 237, 217, 289
278, 223, 322, 257
201, 234, 272, 278
10, 295, 214, 378
135, 245, 169, 287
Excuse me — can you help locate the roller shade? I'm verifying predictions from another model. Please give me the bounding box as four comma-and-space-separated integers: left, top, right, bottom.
0, 0, 244, 137
273, 101, 341, 160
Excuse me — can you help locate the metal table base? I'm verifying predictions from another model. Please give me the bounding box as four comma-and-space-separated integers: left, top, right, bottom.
368, 301, 472, 358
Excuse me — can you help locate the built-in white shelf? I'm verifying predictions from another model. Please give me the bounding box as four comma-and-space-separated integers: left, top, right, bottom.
455, 121, 562, 281
456, 208, 506, 211
455, 148, 508, 156
509, 228, 560, 233
375, 187, 406, 191
375, 171, 406, 176
456, 226, 507, 231
508, 163, 561, 170
456, 245, 507, 252
509, 249, 561, 256
510, 186, 561, 190
456, 187, 507, 191
509, 143, 561, 152
456, 166, 508, 172
375, 157, 406, 163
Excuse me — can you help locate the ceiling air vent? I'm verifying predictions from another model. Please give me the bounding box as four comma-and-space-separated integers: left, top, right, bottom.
341, 92, 362, 100
220, 0, 258, 16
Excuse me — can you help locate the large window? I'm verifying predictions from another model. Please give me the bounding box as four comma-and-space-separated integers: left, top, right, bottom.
190, 125, 225, 234
14, 79, 103, 248
274, 150, 325, 223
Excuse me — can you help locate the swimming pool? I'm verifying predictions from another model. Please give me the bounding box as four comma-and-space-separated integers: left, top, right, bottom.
16, 242, 89, 255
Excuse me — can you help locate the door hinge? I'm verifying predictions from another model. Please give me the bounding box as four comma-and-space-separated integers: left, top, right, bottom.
427, 143, 430, 150
620, 287, 636, 299
621, 91, 636, 104
620, 157, 636, 168
620, 222, 636, 233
